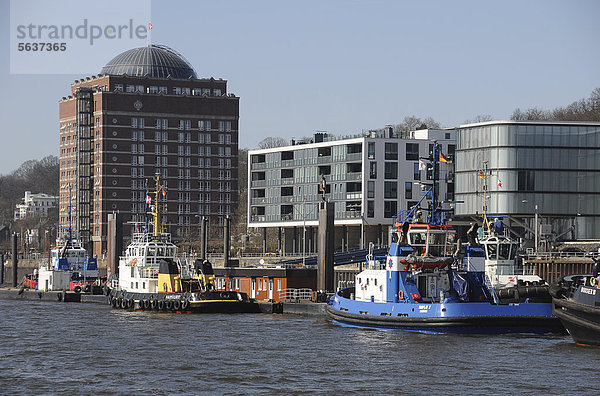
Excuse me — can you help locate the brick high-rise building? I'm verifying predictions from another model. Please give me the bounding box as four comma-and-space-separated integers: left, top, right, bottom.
58, 45, 239, 255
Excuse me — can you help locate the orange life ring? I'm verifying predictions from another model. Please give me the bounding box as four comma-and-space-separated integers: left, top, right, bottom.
398, 290, 404, 299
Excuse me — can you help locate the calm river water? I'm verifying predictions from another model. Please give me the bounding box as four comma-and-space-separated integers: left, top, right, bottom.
0, 299, 598, 395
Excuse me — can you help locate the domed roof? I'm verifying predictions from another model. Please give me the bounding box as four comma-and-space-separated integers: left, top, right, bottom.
101, 45, 197, 79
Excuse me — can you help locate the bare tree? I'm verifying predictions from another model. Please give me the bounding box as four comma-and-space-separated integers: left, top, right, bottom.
389, 116, 441, 136
257, 137, 288, 149
511, 88, 600, 122
464, 114, 493, 124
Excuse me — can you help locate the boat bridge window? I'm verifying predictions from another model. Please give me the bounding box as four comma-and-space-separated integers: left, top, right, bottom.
411, 232, 427, 245
486, 244, 497, 260
498, 243, 510, 260
391, 232, 399, 244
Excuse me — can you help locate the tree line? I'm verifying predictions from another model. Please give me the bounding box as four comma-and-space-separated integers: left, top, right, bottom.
511, 88, 600, 122
0, 156, 59, 226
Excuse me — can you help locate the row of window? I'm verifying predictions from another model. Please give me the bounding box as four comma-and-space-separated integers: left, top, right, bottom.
131, 118, 233, 132
132, 130, 233, 144
115, 84, 223, 97
366, 141, 456, 160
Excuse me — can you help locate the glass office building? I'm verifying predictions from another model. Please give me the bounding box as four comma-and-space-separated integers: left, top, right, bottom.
455, 121, 600, 239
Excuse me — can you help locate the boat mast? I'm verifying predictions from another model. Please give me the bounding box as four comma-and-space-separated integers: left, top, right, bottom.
151, 173, 167, 237
479, 161, 492, 235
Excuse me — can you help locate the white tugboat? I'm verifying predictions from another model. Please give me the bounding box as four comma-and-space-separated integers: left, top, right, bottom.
25, 196, 100, 292
461, 163, 548, 303
36, 236, 99, 292
108, 174, 259, 313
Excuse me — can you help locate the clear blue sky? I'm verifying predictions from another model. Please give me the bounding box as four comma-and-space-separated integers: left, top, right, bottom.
1, 0, 599, 175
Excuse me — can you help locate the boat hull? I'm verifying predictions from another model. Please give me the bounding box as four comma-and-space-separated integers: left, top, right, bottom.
552, 297, 600, 346
328, 292, 565, 334
109, 289, 261, 314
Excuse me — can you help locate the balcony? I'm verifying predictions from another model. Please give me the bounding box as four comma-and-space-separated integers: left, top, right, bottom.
251, 162, 268, 170
251, 180, 267, 187
339, 211, 362, 219
346, 153, 362, 161
345, 172, 362, 180
251, 197, 267, 205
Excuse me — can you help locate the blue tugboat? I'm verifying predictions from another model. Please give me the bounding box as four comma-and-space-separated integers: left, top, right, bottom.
327, 143, 565, 334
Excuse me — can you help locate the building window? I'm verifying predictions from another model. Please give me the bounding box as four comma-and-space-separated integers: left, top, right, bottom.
384, 162, 398, 179
413, 163, 421, 181
369, 162, 377, 179
368, 142, 375, 159
518, 170, 535, 191
406, 143, 419, 160
446, 183, 455, 201
367, 181, 375, 198
367, 200, 375, 218
384, 181, 397, 199
448, 144, 455, 162
384, 143, 398, 160
405, 182, 413, 199
384, 201, 397, 218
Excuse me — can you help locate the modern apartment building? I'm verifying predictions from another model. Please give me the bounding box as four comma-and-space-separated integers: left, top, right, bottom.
58, 45, 239, 254
454, 120, 600, 242
247, 129, 456, 254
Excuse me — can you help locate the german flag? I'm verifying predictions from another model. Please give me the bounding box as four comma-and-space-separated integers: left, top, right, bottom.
478, 171, 485, 179
439, 152, 449, 163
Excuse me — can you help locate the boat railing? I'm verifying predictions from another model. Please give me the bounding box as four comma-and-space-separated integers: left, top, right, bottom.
521, 251, 593, 260
140, 267, 159, 279
484, 274, 500, 304
279, 288, 313, 302
367, 256, 387, 270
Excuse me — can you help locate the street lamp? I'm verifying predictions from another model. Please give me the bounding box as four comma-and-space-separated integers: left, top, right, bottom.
302, 196, 306, 266
522, 199, 538, 253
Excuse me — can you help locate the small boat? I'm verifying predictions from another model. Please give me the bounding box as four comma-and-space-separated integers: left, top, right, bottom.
550, 259, 600, 346
27, 233, 101, 292
108, 174, 259, 313
327, 143, 565, 334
